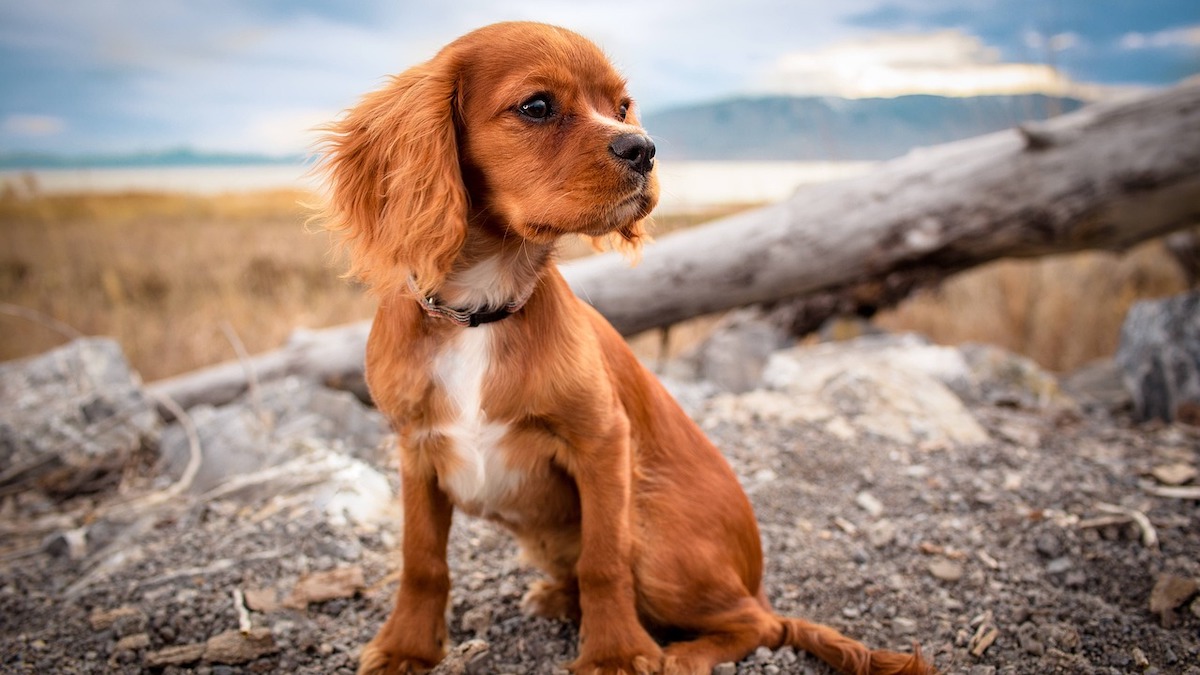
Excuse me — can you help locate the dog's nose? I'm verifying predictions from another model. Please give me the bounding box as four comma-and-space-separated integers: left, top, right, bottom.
609, 133, 656, 175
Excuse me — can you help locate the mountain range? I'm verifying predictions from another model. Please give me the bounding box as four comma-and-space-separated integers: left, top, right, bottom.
642, 94, 1085, 161
0, 147, 304, 170
1, 94, 1087, 169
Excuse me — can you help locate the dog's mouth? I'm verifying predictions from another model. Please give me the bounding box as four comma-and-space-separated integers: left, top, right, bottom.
522, 185, 656, 240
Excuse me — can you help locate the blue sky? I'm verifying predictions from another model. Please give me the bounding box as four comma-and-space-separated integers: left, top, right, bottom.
0, 0, 1196, 156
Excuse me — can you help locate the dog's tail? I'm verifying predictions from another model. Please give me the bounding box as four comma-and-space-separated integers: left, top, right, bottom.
775, 614, 935, 675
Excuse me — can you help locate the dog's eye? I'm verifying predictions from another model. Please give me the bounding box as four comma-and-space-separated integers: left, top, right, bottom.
617, 102, 629, 122
519, 95, 552, 120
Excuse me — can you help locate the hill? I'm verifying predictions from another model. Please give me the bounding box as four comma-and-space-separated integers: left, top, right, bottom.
643, 94, 1085, 161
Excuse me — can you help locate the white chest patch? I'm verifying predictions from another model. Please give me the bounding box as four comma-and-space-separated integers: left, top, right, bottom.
431, 327, 521, 509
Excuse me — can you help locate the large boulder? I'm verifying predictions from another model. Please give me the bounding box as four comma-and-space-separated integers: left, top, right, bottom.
158, 376, 390, 496
0, 338, 159, 497
1116, 291, 1200, 422
723, 334, 990, 446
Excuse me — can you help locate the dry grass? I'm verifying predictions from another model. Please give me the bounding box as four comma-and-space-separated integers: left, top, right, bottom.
0, 188, 1191, 381
876, 241, 1191, 372
0, 190, 373, 380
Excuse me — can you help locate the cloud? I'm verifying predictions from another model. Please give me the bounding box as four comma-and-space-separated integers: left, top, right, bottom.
2, 114, 65, 137
1120, 25, 1200, 50
757, 30, 1107, 99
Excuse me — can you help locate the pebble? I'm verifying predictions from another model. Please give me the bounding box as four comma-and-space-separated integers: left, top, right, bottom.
115, 633, 151, 652
753, 468, 777, 483
776, 646, 797, 664
753, 646, 773, 663
1017, 623, 1045, 656
855, 491, 884, 517
1033, 531, 1063, 558
929, 559, 964, 582
867, 520, 896, 548
713, 663, 737, 675
461, 604, 493, 636
1046, 557, 1073, 574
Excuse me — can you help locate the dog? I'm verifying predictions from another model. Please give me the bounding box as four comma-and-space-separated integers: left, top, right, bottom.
317, 21, 934, 675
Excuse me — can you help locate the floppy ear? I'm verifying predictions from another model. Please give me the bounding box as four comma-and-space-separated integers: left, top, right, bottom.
317, 61, 467, 299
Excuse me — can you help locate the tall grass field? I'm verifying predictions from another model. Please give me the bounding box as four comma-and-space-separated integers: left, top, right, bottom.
0, 187, 1191, 381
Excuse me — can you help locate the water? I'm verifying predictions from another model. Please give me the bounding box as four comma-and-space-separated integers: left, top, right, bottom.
1, 160, 875, 214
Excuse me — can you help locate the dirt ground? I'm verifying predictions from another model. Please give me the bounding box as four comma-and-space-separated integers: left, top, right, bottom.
2, 357, 1199, 674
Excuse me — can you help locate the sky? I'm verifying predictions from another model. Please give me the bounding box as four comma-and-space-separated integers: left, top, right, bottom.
0, 0, 1197, 157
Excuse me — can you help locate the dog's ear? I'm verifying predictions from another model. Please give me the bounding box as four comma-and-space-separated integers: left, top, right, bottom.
317, 60, 467, 298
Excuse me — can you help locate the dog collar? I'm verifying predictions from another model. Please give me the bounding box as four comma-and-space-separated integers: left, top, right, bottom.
408, 276, 531, 327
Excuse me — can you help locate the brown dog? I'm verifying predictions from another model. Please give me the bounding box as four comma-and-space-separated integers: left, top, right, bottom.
318, 21, 934, 675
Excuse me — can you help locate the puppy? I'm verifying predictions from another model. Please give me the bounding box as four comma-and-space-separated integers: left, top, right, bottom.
318, 21, 934, 675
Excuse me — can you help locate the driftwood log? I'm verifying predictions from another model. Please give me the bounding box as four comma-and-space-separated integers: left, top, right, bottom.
149, 81, 1200, 412
567, 79, 1200, 335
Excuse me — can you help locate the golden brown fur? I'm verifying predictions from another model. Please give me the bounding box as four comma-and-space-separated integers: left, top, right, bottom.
318, 21, 935, 675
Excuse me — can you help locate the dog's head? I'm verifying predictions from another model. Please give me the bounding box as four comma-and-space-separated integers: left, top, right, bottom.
319, 21, 658, 298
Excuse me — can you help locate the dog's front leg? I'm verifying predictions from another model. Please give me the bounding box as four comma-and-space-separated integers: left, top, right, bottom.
359, 461, 454, 675
568, 417, 662, 675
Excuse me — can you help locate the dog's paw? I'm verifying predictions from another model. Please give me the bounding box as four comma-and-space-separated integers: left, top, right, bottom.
357, 643, 439, 675
521, 579, 581, 622
661, 654, 713, 675
570, 653, 660, 675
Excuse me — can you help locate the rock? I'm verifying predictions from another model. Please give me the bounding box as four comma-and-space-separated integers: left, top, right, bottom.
712, 663, 737, 675
203, 628, 277, 664
1116, 291, 1200, 422
461, 604, 493, 637
1017, 622, 1045, 656
1046, 557, 1073, 575
158, 376, 388, 494
671, 307, 792, 393
283, 566, 365, 609
0, 338, 159, 497
959, 343, 1075, 410
1034, 532, 1063, 558
114, 633, 151, 652
762, 337, 988, 445
1062, 358, 1132, 413
867, 520, 897, 549
156, 378, 398, 528
855, 491, 884, 517
928, 559, 964, 582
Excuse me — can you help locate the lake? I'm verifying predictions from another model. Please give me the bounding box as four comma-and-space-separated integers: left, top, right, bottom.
0, 160, 875, 214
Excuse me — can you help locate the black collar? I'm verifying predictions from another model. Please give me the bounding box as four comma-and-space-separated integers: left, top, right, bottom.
408, 276, 532, 327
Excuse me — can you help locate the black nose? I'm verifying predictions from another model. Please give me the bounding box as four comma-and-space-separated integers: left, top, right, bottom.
608, 133, 656, 175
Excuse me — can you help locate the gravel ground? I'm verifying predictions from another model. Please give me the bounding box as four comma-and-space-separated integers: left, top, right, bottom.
2, 363, 1199, 674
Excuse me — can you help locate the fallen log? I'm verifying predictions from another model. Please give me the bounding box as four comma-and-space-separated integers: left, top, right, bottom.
147, 323, 369, 416
149, 81, 1200, 411
566, 80, 1200, 335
